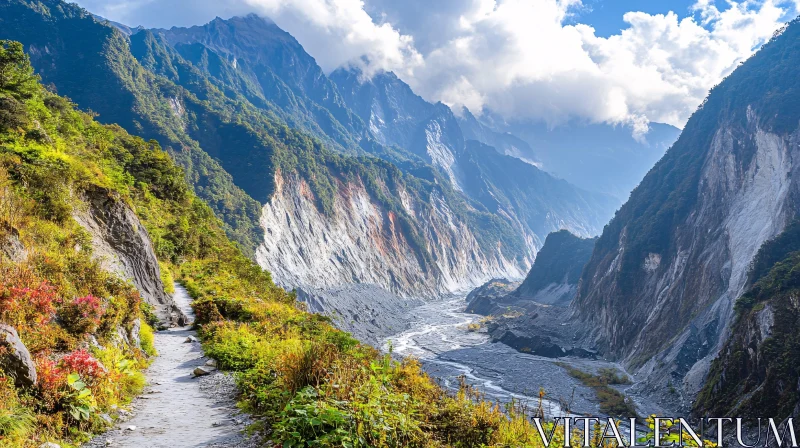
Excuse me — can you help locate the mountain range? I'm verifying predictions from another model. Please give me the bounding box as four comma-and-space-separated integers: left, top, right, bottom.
0, 0, 637, 298
6, 0, 794, 428
470, 16, 800, 419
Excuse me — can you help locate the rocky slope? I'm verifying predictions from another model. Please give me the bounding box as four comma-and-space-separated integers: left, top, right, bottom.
568, 18, 800, 412
296, 285, 423, 347
694, 219, 800, 420
74, 185, 181, 327
256, 172, 528, 297
513, 230, 596, 306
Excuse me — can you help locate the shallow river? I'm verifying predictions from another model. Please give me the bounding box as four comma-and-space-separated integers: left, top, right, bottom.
381, 297, 592, 417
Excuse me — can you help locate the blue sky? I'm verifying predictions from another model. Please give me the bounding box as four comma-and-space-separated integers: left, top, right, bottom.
573, 0, 700, 36
76, 0, 799, 130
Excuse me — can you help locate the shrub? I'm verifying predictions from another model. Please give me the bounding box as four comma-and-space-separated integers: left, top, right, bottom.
273, 387, 357, 448
139, 322, 157, 357
60, 349, 107, 384
35, 356, 67, 412
59, 295, 105, 335
0, 278, 60, 327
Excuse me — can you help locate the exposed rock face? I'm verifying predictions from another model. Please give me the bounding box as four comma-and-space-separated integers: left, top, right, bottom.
0, 324, 37, 388
485, 304, 597, 359
74, 186, 180, 327
695, 221, 800, 420
570, 22, 800, 411
0, 227, 27, 262
256, 173, 528, 297
465, 231, 594, 316
576, 120, 798, 406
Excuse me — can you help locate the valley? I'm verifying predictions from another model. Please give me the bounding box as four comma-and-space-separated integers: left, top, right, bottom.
1, 0, 799, 446
378, 297, 657, 418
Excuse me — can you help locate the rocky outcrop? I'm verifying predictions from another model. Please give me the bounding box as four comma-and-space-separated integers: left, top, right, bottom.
0, 324, 37, 388
513, 230, 596, 306
465, 231, 594, 317
485, 305, 598, 359
464, 279, 520, 315
0, 226, 27, 262
74, 186, 181, 327
568, 21, 800, 412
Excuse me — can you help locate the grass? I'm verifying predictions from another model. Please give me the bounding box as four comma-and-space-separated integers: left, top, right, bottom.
557, 364, 638, 419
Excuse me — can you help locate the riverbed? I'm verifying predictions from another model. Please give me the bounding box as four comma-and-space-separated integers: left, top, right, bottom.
381, 297, 632, 417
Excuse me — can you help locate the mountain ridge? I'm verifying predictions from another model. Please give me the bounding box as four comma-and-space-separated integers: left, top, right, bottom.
0, 0, 619, 298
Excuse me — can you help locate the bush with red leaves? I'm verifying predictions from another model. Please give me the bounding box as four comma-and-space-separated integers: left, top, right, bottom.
59, 295, 105, 335
35, 356, 67, 411
0, 280, 60, 326
60, 349, 106, 382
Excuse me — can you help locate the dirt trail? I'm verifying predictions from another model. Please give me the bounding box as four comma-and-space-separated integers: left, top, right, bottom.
86, 285, 253, 448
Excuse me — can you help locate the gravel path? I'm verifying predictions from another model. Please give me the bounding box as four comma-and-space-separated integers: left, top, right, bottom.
85, 285, 260, 448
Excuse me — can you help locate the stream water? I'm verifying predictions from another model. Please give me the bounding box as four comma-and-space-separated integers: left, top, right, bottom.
382, 297, 581, 417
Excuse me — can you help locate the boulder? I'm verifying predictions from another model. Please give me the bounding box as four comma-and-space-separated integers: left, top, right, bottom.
0, 227, 27, 262
192, 366, 216, 377
494, 329, 566, 358
0, 324, 37, 388
128, 318, 141, 348
74, 186, 176, 327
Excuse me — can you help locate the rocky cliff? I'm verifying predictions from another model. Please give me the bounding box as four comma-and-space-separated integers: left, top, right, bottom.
465, 230, 595, 315
569, 19, 800, 411
74, 186, 181, 327
256, 172, 528, 297
694, 219, 800, 420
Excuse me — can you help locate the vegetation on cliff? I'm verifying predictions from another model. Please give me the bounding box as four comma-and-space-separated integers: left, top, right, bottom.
0, 39, 158, 446
515, 230, 596, 300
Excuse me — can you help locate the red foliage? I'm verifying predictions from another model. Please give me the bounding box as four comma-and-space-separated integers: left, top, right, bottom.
60, 349, 106, 380
59, 295, 105, 335
0, 280, 60, 326
35, 356, 67, 411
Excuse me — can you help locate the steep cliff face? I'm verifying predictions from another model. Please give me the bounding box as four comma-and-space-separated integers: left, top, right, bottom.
74, 186, 181, 327
514, 230, 596, 306
464, 231, 594, 315
571, 19, 800, 408
694, 220, 800, 420
256, 173, 528, 297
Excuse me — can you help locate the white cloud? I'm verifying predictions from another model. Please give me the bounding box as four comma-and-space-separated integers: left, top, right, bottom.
240, 0, 423, 78
76, 0, 797, 129
400, 0, 795, 129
